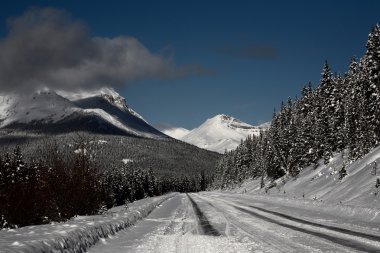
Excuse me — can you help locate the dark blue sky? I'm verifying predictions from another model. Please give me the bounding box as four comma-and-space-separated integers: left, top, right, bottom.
0, 0, 379, 129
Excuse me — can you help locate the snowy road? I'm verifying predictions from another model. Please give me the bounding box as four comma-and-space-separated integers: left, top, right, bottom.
87, 192, 380, 252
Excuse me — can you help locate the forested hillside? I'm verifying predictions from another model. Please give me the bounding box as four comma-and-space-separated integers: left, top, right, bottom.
0, 132, 220, 177
213, 25, 380, 189
0, 134, 215, 228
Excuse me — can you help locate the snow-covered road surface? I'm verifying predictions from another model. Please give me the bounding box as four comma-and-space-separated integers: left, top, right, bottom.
88, 192, 380, 252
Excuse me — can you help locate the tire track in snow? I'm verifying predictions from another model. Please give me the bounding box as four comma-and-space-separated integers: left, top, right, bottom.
235, 206, 380, 253
248, 204, 380, 243
195, 194, 302, 252
209, 194, 380, 250
195, 196, 231, 237
181, 194, 199, 235
186, 194, 221, 236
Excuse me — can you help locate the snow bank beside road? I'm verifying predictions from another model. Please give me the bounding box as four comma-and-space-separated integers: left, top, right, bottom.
235, 146, 380, 209
0, 193, 176, 253
218, 146, 380, 235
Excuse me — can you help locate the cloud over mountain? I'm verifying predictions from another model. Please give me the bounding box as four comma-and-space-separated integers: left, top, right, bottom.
0, 7, 205, 93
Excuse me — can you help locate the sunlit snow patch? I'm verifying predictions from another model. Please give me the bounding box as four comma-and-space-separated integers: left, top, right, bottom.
122, 159, 134, 164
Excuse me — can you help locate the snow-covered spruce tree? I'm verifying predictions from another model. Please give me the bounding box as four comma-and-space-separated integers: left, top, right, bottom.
363, 25, 380, 148
0, 148, 54, 227
318, 61, 335, 164
269, 97, 300, 175
298, 83, 315, 167
345, 57, 362, 158
199, 170, 208, 191
3, 148, 35, 227
332, 74, 346, 151
265, 119, 284, 178
288, 97, 304, 176
365, 25, 380, 85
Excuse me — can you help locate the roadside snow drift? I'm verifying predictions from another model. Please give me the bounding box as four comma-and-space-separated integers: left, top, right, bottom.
0, 193, 176, 253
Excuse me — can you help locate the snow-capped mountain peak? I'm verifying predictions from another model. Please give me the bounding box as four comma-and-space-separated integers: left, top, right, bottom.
101, 92, 127, 111
0, 88, 165, 139
161, 114, 270, 153
57, 87, 147, 122
203, 114, 258, 131
97, 88, 146, 122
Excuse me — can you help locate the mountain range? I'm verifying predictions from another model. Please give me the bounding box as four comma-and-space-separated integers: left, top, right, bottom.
0, 88, 222, 177
0, 88, 268, 154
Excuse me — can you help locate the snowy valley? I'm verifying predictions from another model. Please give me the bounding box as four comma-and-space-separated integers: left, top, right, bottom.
1, 3, 380, 253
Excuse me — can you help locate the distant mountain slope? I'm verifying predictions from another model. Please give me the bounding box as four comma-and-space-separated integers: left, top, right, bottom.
0, 89, 166, 139
0, 132, 221, 177
154, 123, 190, 139
180, 114, 268, 153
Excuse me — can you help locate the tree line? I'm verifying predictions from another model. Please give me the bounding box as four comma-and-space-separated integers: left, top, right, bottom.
0, 132, 220, 178
213, 25, 380, 189
0, 136, 211, 228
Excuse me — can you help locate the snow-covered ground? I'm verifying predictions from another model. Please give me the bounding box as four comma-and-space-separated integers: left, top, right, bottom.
83, 193, 380, 252
2, 191, 380, 252
195, 192, 380, 252
88, 194, 252, 253
0, 194, 175, 253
